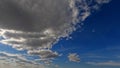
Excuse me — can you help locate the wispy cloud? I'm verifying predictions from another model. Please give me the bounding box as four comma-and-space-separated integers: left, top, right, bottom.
0, 52, 50, 68
87, 61, 120, 66
0, 60, 46, 68
0, 52, 36, 64
28, 49, 59, 60
95, 0, 111, 4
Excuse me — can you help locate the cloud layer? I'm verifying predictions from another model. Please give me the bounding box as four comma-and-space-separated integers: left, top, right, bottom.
0, 0, 111, 65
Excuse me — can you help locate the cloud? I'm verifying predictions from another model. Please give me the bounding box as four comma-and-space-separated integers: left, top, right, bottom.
0, 52, 35, 64
95, 0, 111, 4
87, 61, 120, 66
28, 49, 59, 59
0, 52, 57, 68
0, 60, 46, 68
117, 56, 120, 58
68, 53, 80, 62
0, 0, 111, 65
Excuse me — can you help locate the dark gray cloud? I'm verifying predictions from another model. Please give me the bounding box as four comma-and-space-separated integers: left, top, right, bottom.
0, 0, 72, 32
0, 0, 111, 65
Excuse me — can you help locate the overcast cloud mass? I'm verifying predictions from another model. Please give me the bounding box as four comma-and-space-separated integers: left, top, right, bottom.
0, 0, 111, 67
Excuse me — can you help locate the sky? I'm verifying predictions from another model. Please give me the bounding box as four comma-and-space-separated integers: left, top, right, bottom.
0, 0, 120, 68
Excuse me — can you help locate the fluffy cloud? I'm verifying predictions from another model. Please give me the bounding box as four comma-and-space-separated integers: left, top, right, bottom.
0, 0, 111, 65
87, 61, 120, 66
68, 53, 80, 62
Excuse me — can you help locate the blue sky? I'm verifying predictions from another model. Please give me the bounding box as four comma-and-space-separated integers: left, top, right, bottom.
0, 0, 120, 68
51, 0, 120, 68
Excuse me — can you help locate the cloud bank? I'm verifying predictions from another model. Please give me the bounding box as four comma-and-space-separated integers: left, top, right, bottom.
0, 0, 111, 65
